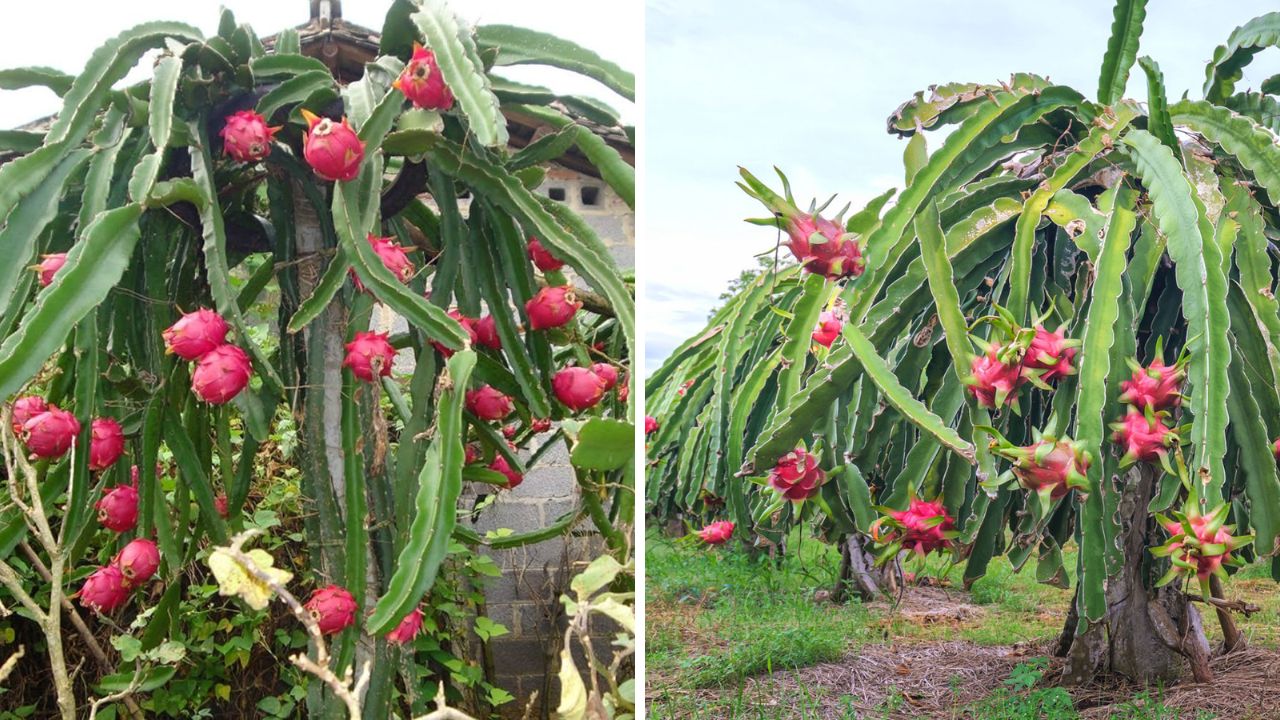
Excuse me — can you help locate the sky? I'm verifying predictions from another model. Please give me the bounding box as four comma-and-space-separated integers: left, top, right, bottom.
644, 0, 1280, 373
0, 0, 639, 129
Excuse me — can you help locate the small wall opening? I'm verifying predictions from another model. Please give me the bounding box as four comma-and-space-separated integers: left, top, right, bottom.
580, 186, 601, 207
548, 187, 567, 202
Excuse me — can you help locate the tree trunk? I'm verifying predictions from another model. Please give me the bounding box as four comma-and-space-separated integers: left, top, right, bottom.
1060, 464, 1212, 686
834, 534, 899, 602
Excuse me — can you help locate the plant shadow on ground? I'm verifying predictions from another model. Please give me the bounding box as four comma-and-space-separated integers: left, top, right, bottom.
645, 528, 1280, 719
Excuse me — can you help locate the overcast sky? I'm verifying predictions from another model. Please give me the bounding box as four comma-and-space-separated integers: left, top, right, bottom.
644, 0, 1280, 373
0, 0, 638, 129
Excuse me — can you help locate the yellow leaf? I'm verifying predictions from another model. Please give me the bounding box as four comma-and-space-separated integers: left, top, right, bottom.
207, 547, 292, 611
554, 645, 587, 720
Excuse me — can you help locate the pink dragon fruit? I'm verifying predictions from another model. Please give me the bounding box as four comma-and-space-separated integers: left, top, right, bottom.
22, 407, 81, 459
1110, 411, 1177, 466
88, 417, 125, 471
1118, 357, 1185, 411
768, 448, 827, 501
618, 376, 630, 403
112, 538, 160, 588
465, 385, 514, 421
352, 234, 415, 291
697, 520, 735, 545
811, 310, 843, 348
79, 565, 130, 613
162, 308, 230, 360
994, 435, 1090, 503
1155, 503, 1251, 585
36, 253, 67, 287
591, 363, 619, 390
219, 110, 279, 163
1021, 325, 1078, 384
552, 366, 609, 412
527, 237, 564, 272
96, 483, 139, 532
305, 585, 358, 635
966, 344, 1027, 410
430, 311, 478, 358
489, 454, 523, 489
394, 43, 454, 110
474, 315, 502, 349
192, 344, 253, 404
343, 331, 396, 382
300, 110, 365, 182
531, 417, 552, 433
386, 606, 426, 645
784, 212, 865, 280
10, 396, 48, 434
1274, 437, 1280, 462
501, 424, 517, 439
645, 416, 659, 436
215, 494, 230, 519
870, 497, 956, 557
526, 286, 582, 331
464, 443, 482, 465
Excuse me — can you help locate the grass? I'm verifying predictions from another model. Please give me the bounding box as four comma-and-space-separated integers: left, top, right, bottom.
645, 527, 1280, 718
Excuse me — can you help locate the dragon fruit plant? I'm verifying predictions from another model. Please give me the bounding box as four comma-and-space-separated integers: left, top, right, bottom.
648, 0, 1280, 687
0, 3, 633, 718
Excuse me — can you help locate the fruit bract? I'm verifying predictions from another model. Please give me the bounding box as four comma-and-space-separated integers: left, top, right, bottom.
79, 565, 130, 613
474, 315, 502, 349
162, 308, 230, 360
22, 407, 81, 459
697, 520, 734, 545
305, 585, 358, 635
768, 448, 826, 501
1022, 325, 1078, 384
37, 253, 67, 287
386, 607, 426, 644
1110, 410, 1176, 466
871, 498, 955, 557
300, 110, 365, 182
526, 286, 582, 331
465, 385, 514, 421
966, 344, 1027, 410
811, 310, 843, 348
527, 237, 564, 271
591, 363, 619, 390
489, 454, 523, 488
96, 483, 139, 532
219, 110, 279, 163
11, 395, 48, 434
1118, 358, 1185, 411
88, 417, 126, 471
552, 366, 609, 411
113, 538, 160, 588
192, 344, 253, 404
393, 43, 454, 110
343, 331, 396, 382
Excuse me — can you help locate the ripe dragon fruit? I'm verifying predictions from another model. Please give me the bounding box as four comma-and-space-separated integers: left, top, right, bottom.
786, 213, 865, 280
386, 607, 426, 645
501, 424, 517, 439
215, 494, 230, 519
966, 343, 1027, 410
431, 310, 479, 359
113, 538, 160, 588
1154, 502, 1252, 588
1118, 357, 1186, 411
811, 310, 843, 348
352, 234, 415, 292
768, 448, 826, 501
219, 110, 279, 163
79, 565, 130, 613
22, 407, 81, 459
1021, 325, 1078, 384
489, 454, 523, 489
473, 315, 502, 350
552, 366, 609, 412
1274, 437, 1280, 462
300, 110, 366, 182
591, 363, 619, 390
36, 253, 67, 287
162, 308, 230, 360
992, 433, 1090, 506
343, 331, 396, 382
96, 483, 139, 532
305, 585, 358, 635
645, 416, 659, 436
192, 344, 253, 404
697, 520, 735, 545
393, 43, 454, 110
10, 395, 48, 434
1110, 410, 1177, 467
526, 286, 582, 331
526, 237, 564, 272
531, 417, 552, 433
465, 385, 514, 421
869, 497, 956, 557
88, 417, 125, 471
464, 443, 482, 465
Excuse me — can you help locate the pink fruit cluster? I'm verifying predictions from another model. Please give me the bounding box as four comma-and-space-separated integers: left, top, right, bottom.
697, 520, 734, 545
870, 497, 956, 558
305, 584, 358, 635
1154, 503, 1251, 587
967, 325, 1078, 411
300, 110, 365, 182
768, 448, 826, 502
343, 331, 396, 382
79, 537, 160, 613
219, 110, 279, 164
1110, 355, 1184, 467
394, 43, 454, 110
163, 309, 253, 405
553, 364, 616, 412
526, 286, 582, 331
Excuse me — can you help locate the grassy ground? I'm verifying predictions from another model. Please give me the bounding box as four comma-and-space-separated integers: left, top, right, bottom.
645, 527, 1280, 719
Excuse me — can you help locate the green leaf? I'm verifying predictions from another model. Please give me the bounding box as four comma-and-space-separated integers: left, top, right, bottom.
1097, 0, 1148, 105
0, 150, 89, 319
904, 132, 927, 185
411, 1, 507, 147
1137, 57, 1176, 151
1204, 12, 1280, 103
148, 54, 182, 149
0, 66, 73, 95
97, 666, 177, 694
570, 419, 634, 471
250, 54, 331, 79
477, 24, 635, 102
255, 70, 334, 120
